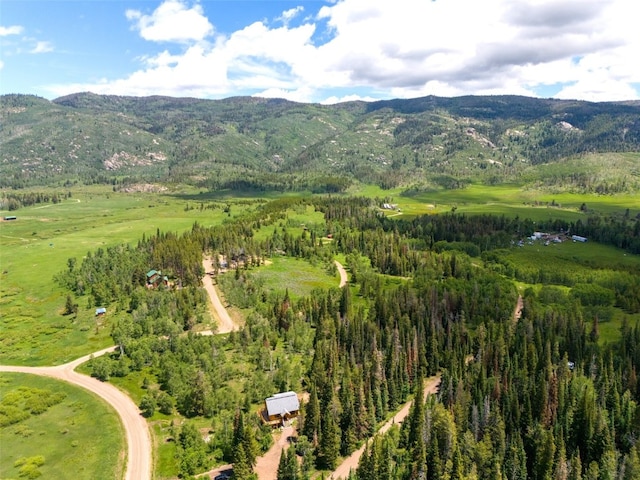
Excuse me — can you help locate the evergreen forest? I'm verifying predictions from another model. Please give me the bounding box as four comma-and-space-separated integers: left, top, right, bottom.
51, 195, 640, 479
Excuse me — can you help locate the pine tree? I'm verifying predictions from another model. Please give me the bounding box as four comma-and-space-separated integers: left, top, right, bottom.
553, 434, 569, 480
232, 442, 253, 480
276, 448, 288, 480
64, 294, 77, 315
242, 420, 259, 467
426, 435, 442, 480
339, 284, 352, 318
567, 453, 582, 480
340, 370, 357, 455
277, 448, 297, 480
302, 389, 320, 446
450, 444, 465, 480
622, 446, 640, 480
406, 377, 426, 480
317, 413, 340, 470
356, 442, 374, 480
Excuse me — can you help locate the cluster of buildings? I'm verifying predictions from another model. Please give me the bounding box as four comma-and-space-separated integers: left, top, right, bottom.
518, 232, 588, 247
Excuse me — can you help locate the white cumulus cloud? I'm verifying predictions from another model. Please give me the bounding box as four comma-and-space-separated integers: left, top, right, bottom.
30, 41, 54, 54
0, 25, 23, 36
277, 6, 304, 25
126, 0, 213, 43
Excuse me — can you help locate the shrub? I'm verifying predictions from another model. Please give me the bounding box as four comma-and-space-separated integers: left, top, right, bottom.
139, 394, 156, 418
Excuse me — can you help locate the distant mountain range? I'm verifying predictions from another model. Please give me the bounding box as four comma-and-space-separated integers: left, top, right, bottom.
1, 92, 639, 191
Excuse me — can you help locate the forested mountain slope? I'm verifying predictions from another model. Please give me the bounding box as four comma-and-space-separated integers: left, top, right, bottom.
1, 92, 639, 190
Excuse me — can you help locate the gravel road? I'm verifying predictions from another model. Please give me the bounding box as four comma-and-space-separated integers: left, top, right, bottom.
0, 346, 152, 480
202, 257, 239, 333
331, 375, 441, 480
335, 260, 348, 287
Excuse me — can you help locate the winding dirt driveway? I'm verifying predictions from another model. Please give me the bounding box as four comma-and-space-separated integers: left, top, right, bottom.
331, 375, 441, 480
0, 347, 152, 480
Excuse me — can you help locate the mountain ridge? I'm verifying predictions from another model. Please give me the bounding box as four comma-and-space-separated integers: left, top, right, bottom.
1, 92, 639, 191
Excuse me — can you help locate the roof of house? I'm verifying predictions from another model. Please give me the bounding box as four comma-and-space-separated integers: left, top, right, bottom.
265, 391, 300, 418
146, 270, 159, 278
95, 307, 106, 314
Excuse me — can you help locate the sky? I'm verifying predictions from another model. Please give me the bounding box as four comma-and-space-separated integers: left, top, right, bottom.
1, 0, 639, 104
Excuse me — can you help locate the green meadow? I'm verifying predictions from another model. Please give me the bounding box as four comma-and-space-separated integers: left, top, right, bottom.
354, 182, 639, 220
252, 256, 339, 299
0, 373, 124, 480
505, 239, 640, 272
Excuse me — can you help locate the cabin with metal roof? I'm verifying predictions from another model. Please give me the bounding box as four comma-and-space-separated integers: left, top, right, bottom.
146, 269, 168, 287
264, 391, 300, 426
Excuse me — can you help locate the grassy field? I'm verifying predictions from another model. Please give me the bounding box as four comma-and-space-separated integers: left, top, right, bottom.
252, 256, 340, 299
504, 240, 640, 274
0, 186, 255, 366
252, 203, 327, 242
354, 182, 640, 220
0, 372, 124, 480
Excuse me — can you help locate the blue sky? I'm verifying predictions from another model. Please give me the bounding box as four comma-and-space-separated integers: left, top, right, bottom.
1, 0, 638, 103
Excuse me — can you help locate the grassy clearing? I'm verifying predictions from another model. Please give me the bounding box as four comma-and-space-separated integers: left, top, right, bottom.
252, 256, 339, 299
505, 240, 640, 273
252, 204, 326, 242
0, 372, 124, 480
599, 311, 640, 345
153, 421, 180, 479
353, 182, 639, 220
0, 186, 253, 366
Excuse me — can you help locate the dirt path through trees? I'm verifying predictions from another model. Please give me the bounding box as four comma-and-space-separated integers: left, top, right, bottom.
331, 375, 441, 480
202, 257, 239, 333
513, 294, 524, 324
335, 260, 348, 287
0, 347, 152, 480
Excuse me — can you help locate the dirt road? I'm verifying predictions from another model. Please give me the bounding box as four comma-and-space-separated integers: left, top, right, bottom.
513, 295, 524, 324
255, 425, 296, 480
0, 347, 152, 480
335, 260, 348, 288
331, 376, 441, 480
202, 257, 239, 333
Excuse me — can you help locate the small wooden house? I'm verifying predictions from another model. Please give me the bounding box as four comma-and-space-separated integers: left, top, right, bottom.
146, 269, 168, 287
264, 391, 300, 426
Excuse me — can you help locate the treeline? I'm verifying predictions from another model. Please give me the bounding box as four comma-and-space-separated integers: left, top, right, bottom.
207, 173, 351, 194
0, 191, 71, 211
